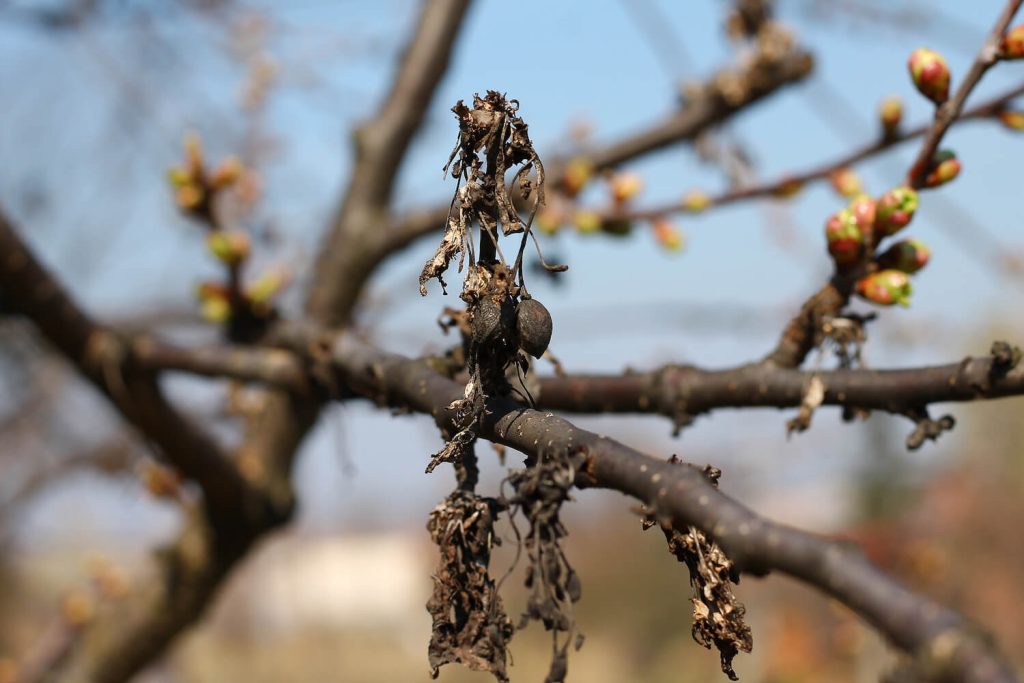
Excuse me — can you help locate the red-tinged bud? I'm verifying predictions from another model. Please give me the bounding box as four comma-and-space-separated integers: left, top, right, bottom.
856, 269, 912, 307
206, 230, 251, 266
923, 150, 960, 188
681, 189, 712, 213
652, 218, 685, 251
877, 238, 931, 273
561, 158, 593, 198
848, 195, 876, 230
874, 186, 918, 237
908, 48, 950, 104
608, 172, 643, 203
825, 208, 865, 266
879, 96, 903, 136
1002, 24, 1024, 59
830, 168, 862, 198
998, 109, 1024, 130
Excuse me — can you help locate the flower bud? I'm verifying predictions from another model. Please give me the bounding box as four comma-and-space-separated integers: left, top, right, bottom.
877, 238, 931, 273
562, 158, 593, 197
175, 184, 204, 211
206, 231, 251, 266
61, 590, 95, 628
998, 109, 1024, 131
652, 218, 685, 251
536, 207, 563, 235
246, 268, 290, 307
923, 150, 960, 188
825, 208, 864, 266
573, 209, 601, 234
167, 167, 192, 188
210, 156, 244, 190
879, 96, 903, 136
874, 186, 918, 237
830, 168, 862, 198
608, 172, 643, 203
1002, 24, 1024, 59
196, 281, 231, 322
908, 48, 950, 104
856, 269, 913, 307
848, 194, 877, 231
184, 132, 204, 177
681, 189, 712, 213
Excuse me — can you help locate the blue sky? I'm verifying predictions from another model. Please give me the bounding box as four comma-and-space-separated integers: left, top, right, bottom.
1, 0, 1022, 541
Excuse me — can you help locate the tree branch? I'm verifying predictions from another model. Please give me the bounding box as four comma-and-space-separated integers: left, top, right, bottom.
592, 82, 1024, 223
306, 0, 474, 326
906, 0, 1024, 188
534, 346, 1024, 421
314, 331, 1017, 683
375, 48, 814, 274
0, 207, 267, 532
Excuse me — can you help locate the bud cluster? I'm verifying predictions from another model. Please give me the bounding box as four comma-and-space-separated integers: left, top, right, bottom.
821, 184, 932, 307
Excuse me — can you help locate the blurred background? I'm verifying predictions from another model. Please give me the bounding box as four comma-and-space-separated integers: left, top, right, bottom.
1, 0, 1023, 681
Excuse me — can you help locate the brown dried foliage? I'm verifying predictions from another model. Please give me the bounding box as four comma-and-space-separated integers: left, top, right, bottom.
645, 462, 752, 680
426, 490, 514, 681
504, 449, 583, 683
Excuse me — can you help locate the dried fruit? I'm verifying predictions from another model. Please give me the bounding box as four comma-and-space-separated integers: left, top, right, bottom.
471, 297, 504, 344
874, 186, 918, 237
877, 238, 931, 273
908, 48, 950, 104
516, 297, 553, 358
825, 208, 865, 266
856, 269, 913, 307
923, 150, 960, 188
1002, 24, 1024, 59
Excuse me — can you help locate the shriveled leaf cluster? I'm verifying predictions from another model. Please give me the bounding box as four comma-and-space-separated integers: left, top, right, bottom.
505, 450, 582, 683
645, 463, 752, 680
426, 490, 513, 681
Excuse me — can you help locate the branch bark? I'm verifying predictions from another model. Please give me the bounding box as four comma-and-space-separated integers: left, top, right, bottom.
317, 331, 1018, 683
906, 0, 1024, 188
306, 0, 474, 327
